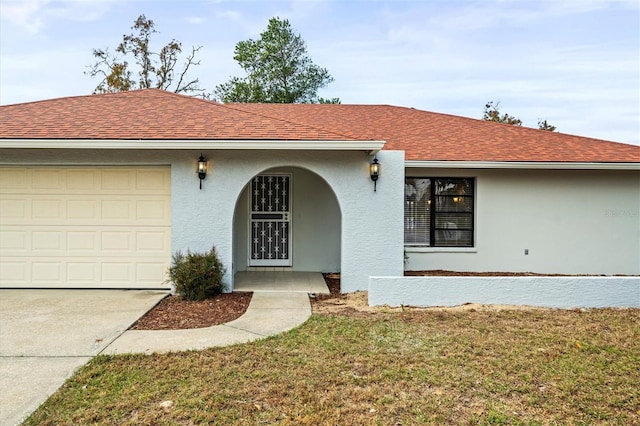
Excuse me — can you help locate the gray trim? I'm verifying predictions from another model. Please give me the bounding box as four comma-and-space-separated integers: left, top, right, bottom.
0, 139, 386, 151
406, 160, 640, 170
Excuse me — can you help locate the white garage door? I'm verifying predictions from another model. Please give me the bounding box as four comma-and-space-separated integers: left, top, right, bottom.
0, 166, 171, 289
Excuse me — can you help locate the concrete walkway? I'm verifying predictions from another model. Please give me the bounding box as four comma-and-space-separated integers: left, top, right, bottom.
106, 271, 329, 355
0, 272, 328, 425
104, 292, 313, 354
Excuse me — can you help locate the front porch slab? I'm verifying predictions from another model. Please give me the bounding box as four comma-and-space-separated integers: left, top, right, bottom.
234, 271, 330, 294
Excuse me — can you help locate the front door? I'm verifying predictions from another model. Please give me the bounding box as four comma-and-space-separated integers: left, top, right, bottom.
249, 174, 292, 266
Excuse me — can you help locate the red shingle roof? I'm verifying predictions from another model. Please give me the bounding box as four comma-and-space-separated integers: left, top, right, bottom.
0, 89, 353, 141
1, 89, 638, 163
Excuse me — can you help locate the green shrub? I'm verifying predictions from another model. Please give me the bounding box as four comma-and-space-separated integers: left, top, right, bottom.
167, 246, 226, 301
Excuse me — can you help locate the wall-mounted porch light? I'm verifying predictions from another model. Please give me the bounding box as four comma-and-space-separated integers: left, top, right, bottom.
370, 157, 381, 192
197, 153, 207, 190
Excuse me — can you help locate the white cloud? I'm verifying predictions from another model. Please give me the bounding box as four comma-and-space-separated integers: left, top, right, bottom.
185, 16, 205, 25
0, 45, 96, 104
0, 0, 50, 35
0, 0, 121, 36
46, 0, 114, 22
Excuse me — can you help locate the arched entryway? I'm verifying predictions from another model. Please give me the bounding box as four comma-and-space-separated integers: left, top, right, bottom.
232, 166, 341, 277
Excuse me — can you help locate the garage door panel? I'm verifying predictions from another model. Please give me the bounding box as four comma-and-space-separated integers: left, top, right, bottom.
31, 230, 63, 251
0, 198, 27, 219
136, 262, 167, 284
66, 169, 97, 189
101, 169, 133, 190
32, 262, 62, 282
67, 262, 97, 283
101, 199, 134, 221
31, 169, 64, 189
0, 167, 27, 189
0, 166, 171, 289
67, 231, 98, 252
32, 199, 64, 220
136, 231, 170, 253
67, 200, 98, 219
101, 262, 132, 285
101, 231, 133, 252
137, 169, 170, 191
136, 199, 169, 221
0, 230, 27, 251
0, 262, 26, 282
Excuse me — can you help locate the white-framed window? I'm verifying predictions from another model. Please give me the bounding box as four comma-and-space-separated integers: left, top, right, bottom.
405, 177, 474, 247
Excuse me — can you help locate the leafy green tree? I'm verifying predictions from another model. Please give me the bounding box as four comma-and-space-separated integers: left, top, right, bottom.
87, 14, 204, 95
482, 101, 523, 126
215, 17, 337, 103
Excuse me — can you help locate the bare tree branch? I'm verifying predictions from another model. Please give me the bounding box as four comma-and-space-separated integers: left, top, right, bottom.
86, 15, 205, 95
174, 46, 203, 94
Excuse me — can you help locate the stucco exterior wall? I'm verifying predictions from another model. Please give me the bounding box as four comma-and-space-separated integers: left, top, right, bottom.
1, 148, 405, 292
405, 168, 640, 275
369, 276, 640, 308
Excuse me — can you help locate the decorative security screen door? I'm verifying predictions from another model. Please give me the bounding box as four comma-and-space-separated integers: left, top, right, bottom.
249, 174, 292, 266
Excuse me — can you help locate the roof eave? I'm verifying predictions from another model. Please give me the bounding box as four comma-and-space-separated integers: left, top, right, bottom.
0, 139, 386, 152
406, 160, 640, 171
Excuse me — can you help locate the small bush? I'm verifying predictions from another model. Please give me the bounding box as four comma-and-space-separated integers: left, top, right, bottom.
167, 246, 226, 301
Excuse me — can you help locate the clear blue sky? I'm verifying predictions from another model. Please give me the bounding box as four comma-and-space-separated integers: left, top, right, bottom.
1, 0, 638, 145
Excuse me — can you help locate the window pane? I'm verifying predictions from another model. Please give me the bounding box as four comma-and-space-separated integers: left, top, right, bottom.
434, 178, 473, 195
434, 195, 473, 212
405, 178, 431, 244
434, 229, 473, 247
434, 214, 473, 229
434, 178, 474, 247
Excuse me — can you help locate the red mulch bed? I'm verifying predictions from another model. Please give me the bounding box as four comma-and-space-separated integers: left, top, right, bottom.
131, 292, 253, 330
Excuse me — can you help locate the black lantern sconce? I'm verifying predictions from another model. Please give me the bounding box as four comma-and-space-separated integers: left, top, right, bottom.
197, 153, 207, 190
370, 157, 381, 192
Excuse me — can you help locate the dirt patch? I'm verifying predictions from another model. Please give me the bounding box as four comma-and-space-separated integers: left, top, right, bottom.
311, 289, 549, 316
311, 272, 553, 316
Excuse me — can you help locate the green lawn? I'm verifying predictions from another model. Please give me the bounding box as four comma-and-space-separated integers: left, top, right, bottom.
26, 308, 639, 425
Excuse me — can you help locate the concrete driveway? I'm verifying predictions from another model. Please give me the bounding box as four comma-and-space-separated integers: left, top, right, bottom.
0, 289, 167, 426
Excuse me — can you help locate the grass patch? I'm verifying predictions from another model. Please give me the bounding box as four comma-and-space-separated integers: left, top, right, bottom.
25, 309, 639, 425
